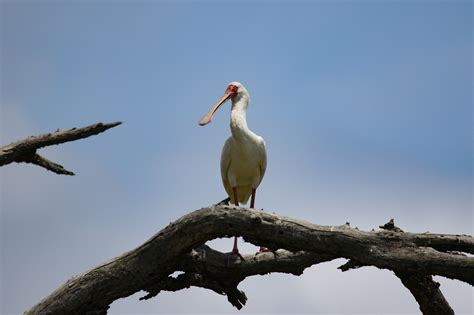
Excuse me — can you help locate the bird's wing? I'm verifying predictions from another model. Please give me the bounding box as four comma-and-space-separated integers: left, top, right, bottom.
258, 137, 267, 185
220, 137, 233, 198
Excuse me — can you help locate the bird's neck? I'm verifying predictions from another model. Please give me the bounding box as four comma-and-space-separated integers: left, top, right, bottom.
230, 97, 251, 140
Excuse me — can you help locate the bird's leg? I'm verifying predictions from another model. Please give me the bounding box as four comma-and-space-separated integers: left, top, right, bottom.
232, 187, 239, 207
231, 187, 241, 256
250, 188, 269, 253
250, 188, 256, 209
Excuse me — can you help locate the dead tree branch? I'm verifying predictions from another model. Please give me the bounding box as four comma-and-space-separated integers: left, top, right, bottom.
396, 272, 454, 315
141, 245, 336, 309
25, 206, 473, 315
0, 121, 122, 175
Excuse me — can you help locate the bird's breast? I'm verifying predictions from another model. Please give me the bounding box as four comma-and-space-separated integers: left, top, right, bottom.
226, 139, 263, 187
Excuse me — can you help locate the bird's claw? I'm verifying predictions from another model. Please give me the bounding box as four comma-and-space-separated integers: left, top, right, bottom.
255, 247, 277, 257
230, 248, 245, 261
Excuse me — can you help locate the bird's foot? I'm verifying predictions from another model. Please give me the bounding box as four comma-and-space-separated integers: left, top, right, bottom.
227, 247, 245, 264
255, 246, 270, 255
216, 197, 231, 206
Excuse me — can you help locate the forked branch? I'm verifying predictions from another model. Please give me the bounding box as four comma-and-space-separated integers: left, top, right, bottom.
0, 121, 122, 175
25, 206, 473, 315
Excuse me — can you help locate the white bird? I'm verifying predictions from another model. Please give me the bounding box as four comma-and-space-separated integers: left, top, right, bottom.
199, 82, 267, 255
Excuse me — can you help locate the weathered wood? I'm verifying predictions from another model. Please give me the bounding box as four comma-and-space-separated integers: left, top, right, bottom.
0, 121, 121, 175
25, 206, 473, 314
139, 245, 336, 309
396, 272, 454, 314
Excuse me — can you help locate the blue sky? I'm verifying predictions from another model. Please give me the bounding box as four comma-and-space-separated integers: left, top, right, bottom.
1, 1, 472, 314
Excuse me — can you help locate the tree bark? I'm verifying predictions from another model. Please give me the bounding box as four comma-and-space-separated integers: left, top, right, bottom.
396, 272, 454, 315
0, 121, 121, 175
24, 205, 473, 315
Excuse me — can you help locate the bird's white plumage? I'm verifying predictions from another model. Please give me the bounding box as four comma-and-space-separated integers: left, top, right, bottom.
199, 82, 267, 253
221, 132, 266, 204
219, 82, 267, 204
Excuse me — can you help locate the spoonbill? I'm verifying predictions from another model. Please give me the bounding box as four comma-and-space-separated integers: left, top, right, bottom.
199, 82, 267, 255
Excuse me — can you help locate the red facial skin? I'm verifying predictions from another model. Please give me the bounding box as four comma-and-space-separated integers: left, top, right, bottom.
198, 84, 239, 126
226, 84, 238, 97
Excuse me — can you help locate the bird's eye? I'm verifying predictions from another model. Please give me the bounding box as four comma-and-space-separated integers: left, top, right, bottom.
228, 85, 238, 93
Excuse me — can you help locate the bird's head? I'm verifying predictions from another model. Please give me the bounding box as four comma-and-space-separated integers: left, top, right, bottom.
198, 82, 249, 126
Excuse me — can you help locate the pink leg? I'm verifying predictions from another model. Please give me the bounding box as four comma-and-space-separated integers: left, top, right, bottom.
250, 188, 256, 209
251, 189, 269, 253
232, 187, 240, 255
